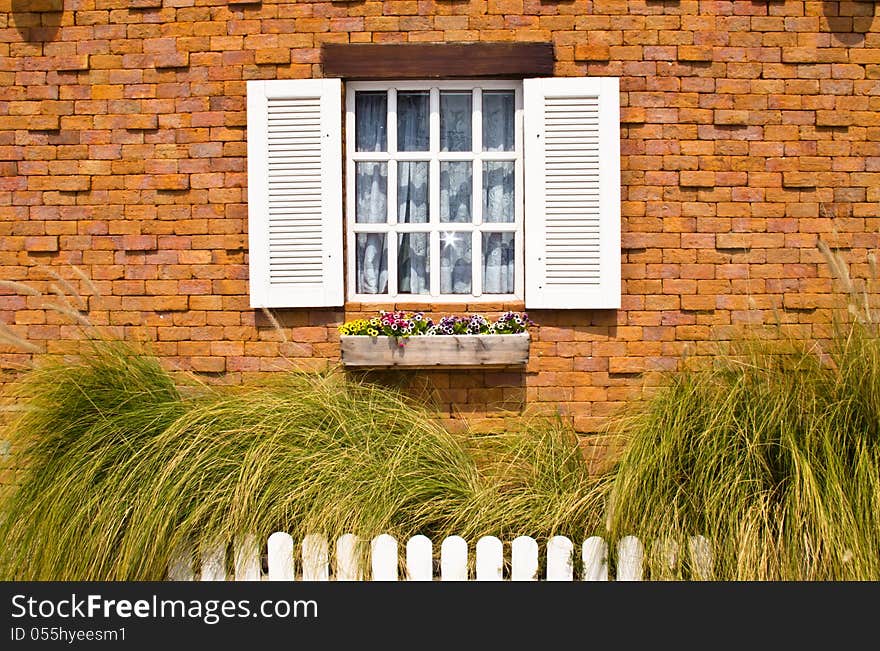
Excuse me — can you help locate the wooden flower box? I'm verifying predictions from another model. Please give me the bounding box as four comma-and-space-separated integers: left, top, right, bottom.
339, 333, 530, 368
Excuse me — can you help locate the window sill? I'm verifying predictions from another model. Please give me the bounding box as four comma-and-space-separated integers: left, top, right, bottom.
340, 332, 530, 369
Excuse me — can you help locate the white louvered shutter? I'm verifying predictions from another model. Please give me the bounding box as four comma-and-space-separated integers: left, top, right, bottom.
523, 77, 620, 309
247, 79, 343, 308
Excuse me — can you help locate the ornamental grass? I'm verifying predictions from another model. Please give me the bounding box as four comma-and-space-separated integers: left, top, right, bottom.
604, 244, 880, 580
0, 340, 604, 580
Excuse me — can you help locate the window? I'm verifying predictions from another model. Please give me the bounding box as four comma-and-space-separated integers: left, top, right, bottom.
246, 76, 620, 311
346, 81, 523, 303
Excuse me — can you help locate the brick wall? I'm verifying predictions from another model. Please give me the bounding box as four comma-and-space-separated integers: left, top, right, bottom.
1, 0, 879, 436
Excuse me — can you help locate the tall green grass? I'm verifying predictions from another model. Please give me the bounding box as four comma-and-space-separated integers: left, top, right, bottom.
0, 340, 605, 580
605, 245, 880, 580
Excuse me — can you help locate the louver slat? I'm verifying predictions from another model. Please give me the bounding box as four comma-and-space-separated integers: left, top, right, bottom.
524, 77, 620, 310
247, 79, 343, 308
545, 97, 600, 283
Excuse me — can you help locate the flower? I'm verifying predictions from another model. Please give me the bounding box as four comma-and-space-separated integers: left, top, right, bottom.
338, 311, 534, 337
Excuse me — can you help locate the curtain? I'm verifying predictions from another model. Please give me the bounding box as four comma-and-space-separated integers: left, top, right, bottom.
356, 233, 387, 294
354, 93, 389, 294
440, 161, 472, 223
354, 89, 515, 296
355, 92, 386, 152
440, 91, 471, 152
482, 91, 514, 152
481, 91, 514, 293
355, 161, 387, 293
482, 232, 514, 294
398, 161, 429, 294
483, 161, 514, 223
481, 159, 515, 294
398, 92, 429, 151
441, 232, 471, 294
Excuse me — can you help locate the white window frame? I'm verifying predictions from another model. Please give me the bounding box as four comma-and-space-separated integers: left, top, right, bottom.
345, 79, 524, 304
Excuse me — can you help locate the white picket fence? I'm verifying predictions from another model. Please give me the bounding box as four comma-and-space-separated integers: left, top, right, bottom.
168, 533, 714, 581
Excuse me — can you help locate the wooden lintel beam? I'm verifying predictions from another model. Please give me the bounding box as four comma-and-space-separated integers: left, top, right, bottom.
321, 42, 555, 80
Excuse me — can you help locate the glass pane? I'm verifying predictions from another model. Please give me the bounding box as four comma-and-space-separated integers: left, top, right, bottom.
440, 161, 472, 223
355, 162, 387, 224
482, 232, 515, 294
440, 231, 472, 294
482, 91, 515, 152
482, 161, 515, 223
440, 91, 472, 152
397, 161, 429, 224
355, 92, 387, 152
355, 233, 388, 294
397, 232, 430, 295
397, 91, 429, 152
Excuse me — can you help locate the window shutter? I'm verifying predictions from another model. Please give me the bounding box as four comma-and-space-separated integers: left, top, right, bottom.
523, 77, 620, 310
247, 78, 343, 308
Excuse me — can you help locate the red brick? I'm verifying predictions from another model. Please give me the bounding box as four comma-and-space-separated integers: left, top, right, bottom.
680, 171, 715, 187
678, 45, 713, 62
120, 235, 157, 251
782, 172, 817, 188
191, 356, 226, 373
28, 176, 90, 192
574, 44, 610, 61
124, 114, 158, 130
255, 49, 291, 65
816, 111, 852, 127
154, 174, 190, 191
155, 52, 189, 69
714, 110, 750, 126
24, 236, 59, 252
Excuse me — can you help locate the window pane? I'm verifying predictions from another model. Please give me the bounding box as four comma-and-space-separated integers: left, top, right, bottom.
398, 232, 430, 295
355, 92, 387, 152
356, 233, 388, 294
482, 232, 515, 294
440, 231, 471, 294
482, 91, 514, 152
397, 91, 429, 152
440, 91, 472, 152
483, 161, 515, 223
398, 161, 429, 224
355, 162, 387, 224
440, 161, 472, 223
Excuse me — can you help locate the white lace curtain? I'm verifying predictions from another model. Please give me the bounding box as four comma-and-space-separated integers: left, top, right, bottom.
355, 91, 515, 295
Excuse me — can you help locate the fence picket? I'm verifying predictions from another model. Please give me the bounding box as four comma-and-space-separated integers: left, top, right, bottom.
234, 534, 261, 581
405, 535, 432, 581
372, 534, 398, 581
406, 535, 434, 581
656, 538, 679, 580
302, 534, 329, 581
511, 536, 538, 581
441, 536, 468, 581
546, 536, 573, 581
267, 531, 295, 581
616, 535, 644, 581
688, 535, 713, 581
168, 542, 195, 581
475, 536, 503, 581
171, 532, 714, 582
582, 536, 608, 581
335, 534, 361, 581
200, 539, 227, 581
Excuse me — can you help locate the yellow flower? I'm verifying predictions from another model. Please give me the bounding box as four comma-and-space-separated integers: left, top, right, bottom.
367, 328, 378, 336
